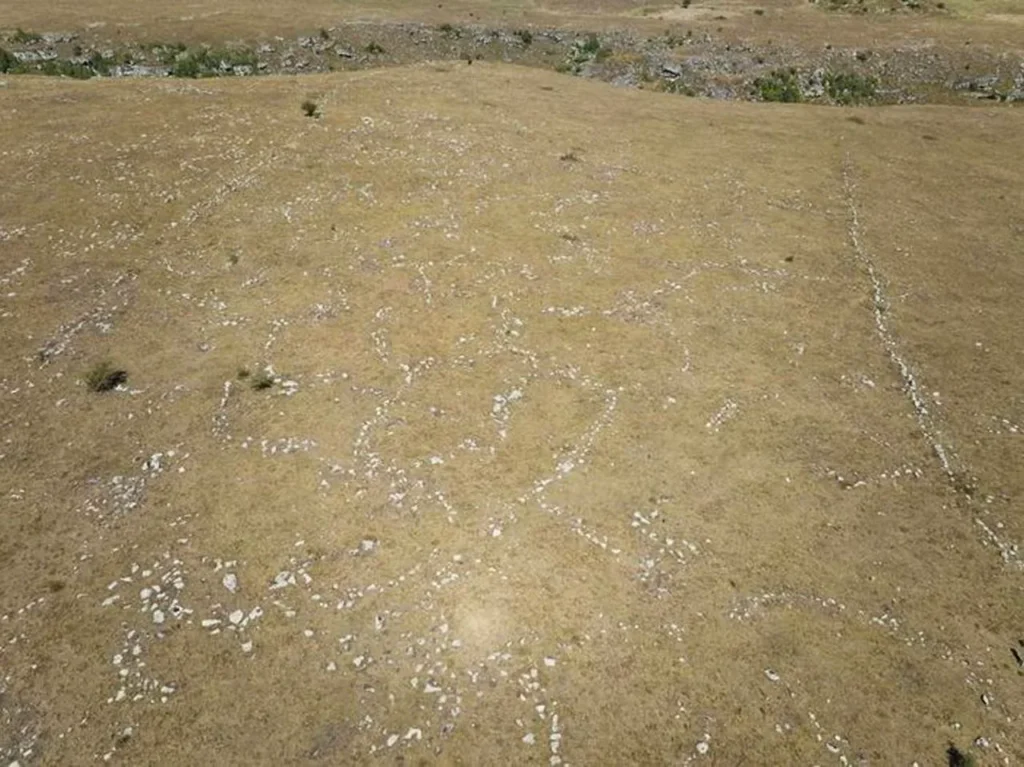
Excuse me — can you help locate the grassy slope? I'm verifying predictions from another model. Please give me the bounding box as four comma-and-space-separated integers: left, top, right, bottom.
0, 65, 1022, 764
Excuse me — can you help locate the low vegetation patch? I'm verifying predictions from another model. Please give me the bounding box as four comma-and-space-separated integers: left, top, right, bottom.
301, 98, 320, 117
580, 34, 601, 56
171, 45, 258, 77
824, 71, 879, 104
0, 47, 16, 73
152, 42, 187, 65
84, 361, 128, 392
11, 28, 42, 44
812, 0, 946, 12
249, 370, 275, 390
439, 23, 461, 39
754, 69, 803, 102
42, 59, 95, 79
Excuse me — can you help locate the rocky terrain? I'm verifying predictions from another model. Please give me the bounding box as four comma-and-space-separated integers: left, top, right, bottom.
2, 15, 1023, 104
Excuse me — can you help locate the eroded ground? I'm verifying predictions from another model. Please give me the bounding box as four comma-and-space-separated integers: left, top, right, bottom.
1, 62, 1023, 765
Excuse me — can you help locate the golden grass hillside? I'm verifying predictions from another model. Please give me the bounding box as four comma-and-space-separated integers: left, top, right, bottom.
1, 64, 1022, 765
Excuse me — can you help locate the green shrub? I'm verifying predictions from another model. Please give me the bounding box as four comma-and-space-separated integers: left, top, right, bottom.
155, 42, 187, 65
301, 99, 319, 117
754, 69, 803, 102
171, 54, 202, 78
89, 51, 111, 75
824, 71, 878, 104
580, 34, 601, 55
515, 29, 533, 45
40, 59, 94, 79
0, 47, 16, 73
212, 45, 257, 68
170, 46, 256, 77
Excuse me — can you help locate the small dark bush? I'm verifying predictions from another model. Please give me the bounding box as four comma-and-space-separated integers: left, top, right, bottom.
515, 29, 533, 45
84, 361, 128, 392
365, 41, 385, 54
301, 99, 319, 117
250, 371, 275, 390
0, 47, 16, 73
580, 34, 601, 55
947, 745, 976, 767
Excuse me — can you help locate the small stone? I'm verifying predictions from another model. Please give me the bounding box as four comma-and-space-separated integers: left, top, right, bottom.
241, 641, 253, 653
523, 733, 536, 745
326, 661, 337, 672
764, 669, 780, 682
386, 734, 399, 747
201, 619, 221, 628
228, 609, 244, 625
152, 609, 165, 624
544, 657, 557, 667
404, 728, 422, 741
222, 573, 238, 593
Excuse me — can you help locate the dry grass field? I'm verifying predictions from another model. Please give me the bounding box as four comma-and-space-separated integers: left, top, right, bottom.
1, 1, 1023, 765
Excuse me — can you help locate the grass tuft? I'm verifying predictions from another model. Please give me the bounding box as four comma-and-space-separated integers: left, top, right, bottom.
84, 361, 128, 392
